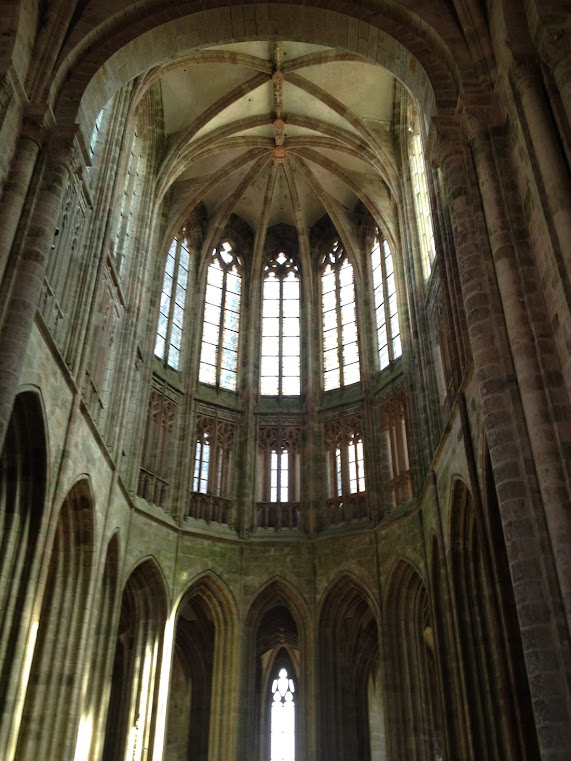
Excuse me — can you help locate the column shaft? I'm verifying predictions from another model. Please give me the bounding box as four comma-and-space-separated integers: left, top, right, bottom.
0, 148, 71, 450
434, 119, 571, 761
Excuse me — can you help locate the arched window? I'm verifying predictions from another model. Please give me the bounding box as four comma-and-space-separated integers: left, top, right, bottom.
321, 241, 360, 390
199, 240, 242, 391
371, 228, 402, 369
261, 251, 301, 396
154, 233, 190, 370
409, 116, 436, 277
323, 413, 367, 525
270, 663, 296, 761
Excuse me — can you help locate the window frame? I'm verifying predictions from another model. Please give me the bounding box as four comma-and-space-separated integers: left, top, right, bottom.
154, 231, 191, 371
198, 239, 243, 392
370, 226, 402, 370
320, 239, 361, 391
408, 116, 436, 278
260, 249, 301, 397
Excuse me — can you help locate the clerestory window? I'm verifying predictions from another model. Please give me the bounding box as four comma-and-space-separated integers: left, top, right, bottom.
154, 233, 190, 371
321, 241, 360, 390
409, 117, 436, 277
261, 251, 301, 396
199, 241, 242, 391
371, 228, 402, 370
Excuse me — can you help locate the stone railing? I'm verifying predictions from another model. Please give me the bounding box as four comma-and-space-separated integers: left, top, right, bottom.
387, 470, 413, 509
187, 493, 231, 525
138, 468, 169, 509
256, 502, 301, 530
321, 492, 367, 527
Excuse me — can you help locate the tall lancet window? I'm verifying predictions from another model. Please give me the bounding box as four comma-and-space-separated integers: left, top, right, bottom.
270, 665, 296, 761
371, 228, 402, 370
409, 116, 436, 277
261, 251, 300, 396
199, 240, 242, 391
321, 241, 360, 390
154, 232, 190, 370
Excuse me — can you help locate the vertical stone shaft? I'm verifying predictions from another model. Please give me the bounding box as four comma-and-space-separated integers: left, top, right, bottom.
467, 116, 571, 631
538, 33, 571, 144
510, 60, 571, 273
434, 120, 571, 761
0, 132, 41, 286
0, 144, 71, 451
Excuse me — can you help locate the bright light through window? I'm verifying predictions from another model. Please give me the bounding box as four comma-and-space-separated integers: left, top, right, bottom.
199, 241, 242, 391
154, 234, 190, 370
321, 241, 360, 390
371, 228, 402, 370
261, 251, 300, 396
271, 667, 295, 761
409, 122, 436, 277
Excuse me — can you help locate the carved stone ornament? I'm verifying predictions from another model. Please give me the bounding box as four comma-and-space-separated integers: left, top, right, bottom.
510, 57, 541, 94
430, 116, 466, 167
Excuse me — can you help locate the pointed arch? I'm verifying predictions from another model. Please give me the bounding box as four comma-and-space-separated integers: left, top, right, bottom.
449, 475, 540, 761
383, 557, 443, 761
15, 477, 95, 761
102, 557, 168, 761
77, 532, 121, 761
167, 572, 238, 761
318, 573, 381, 761
241, 577, 310, 761
0, 391, 48, 758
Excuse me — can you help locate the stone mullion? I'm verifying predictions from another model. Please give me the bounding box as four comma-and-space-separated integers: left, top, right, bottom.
65, 85, 132, 379
393, 100, 441, 473
0, 133, 74, 452
429, 160, 468, 389
105, 111, 157, 461
434, 117, 571, 761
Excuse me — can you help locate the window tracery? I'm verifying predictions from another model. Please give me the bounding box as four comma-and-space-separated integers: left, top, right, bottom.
321, 240, 360, 390
192, 414, 235, 497
261, 250, 301, 396
409, 114, 436, 277
138, 378, 180, 508
323, 411, 367, 524
380, 390, 412, 508
154, 231, 190, 371
199, 240, 242, 391
257, 419, 301, 529
371, 227, 402, 369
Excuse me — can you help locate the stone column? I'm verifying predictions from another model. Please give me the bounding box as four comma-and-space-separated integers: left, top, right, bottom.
0, 106, 50, 285
510, 58, 571, 273
0, 128, 76, 452
537, 29, 571, 137
432, 115, 571, 761
465, 108, 571, 625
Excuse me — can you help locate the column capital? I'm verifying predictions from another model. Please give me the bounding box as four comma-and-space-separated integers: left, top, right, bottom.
20, 104, 56, 146
430, 116, 465, 167
509, 56, 542, 94
45, 125, 89, 175
461, 106, 494, 144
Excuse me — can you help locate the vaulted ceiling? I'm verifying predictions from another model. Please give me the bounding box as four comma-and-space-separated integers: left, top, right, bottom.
156, 40, 398, 238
